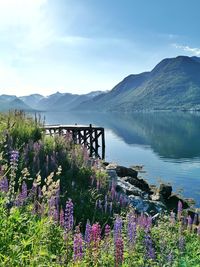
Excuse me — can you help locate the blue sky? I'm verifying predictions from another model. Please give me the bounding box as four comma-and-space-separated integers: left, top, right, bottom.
0, 0, 200, 96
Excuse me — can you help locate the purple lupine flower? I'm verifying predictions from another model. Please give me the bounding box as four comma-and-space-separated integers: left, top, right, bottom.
115, 237, 124, 266
73, 227, 83, 262
144, 231, 155, 260
96, 179, 100, 190
10, 150, 19, 166
0, 177, 9, 192
167, 251, 174, 265
84, 220, 92, 245
178, 236, 185, 252
15, 181, 28, 206
145, 216, 152, 232
60, 208, 65, 227
114, 216, 123, 242
29, 183, 37, 199
105, 224, 111, 238
48, 196, 56, 218
127, 213, 137, 248
65, 199, 74, 232
91, 223, 101, 249
109, 201, 113, 214
104, 200, 108, 213
187, 216, 193, 231
177, 201, 183, 221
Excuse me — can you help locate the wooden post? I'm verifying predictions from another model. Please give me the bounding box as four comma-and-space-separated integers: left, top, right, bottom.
95, 129, 99, 157
102, 128, 105, 159
89, 124, 93, 157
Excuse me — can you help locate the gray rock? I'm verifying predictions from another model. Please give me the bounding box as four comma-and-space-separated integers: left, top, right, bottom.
116, 178, 145, 197
128, 195, 166, 215
116, 165, 138, 178
124, 176, 151, 193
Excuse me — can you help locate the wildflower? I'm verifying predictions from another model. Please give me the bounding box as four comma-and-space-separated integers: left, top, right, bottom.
73, 226, 83, 262
0, 177, 9, 192
187, 216, 193, 231
177, 201, 183, 221
10, 150, 19, 167
167, 251, 174, 265
109, 201, 113, 214
105, 224, 111, 238
144, 231, 155, 260
178, 236, 185, 252
60, 208, 65, 227
114, 216, 123, 242
115, 236, 124, 266
91, 223, 101, 246
104, 200, 108, 213
127, 213, 137, 248
84, 220, 92, 245
65, 199, 74, 232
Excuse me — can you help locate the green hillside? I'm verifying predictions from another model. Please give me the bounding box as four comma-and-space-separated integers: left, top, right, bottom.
78, 56, 200, 112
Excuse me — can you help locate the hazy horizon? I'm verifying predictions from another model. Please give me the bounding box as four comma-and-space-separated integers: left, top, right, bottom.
0, 0, 200, 96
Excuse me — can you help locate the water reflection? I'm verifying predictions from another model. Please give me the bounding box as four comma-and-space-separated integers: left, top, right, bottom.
43, 111, 200, 161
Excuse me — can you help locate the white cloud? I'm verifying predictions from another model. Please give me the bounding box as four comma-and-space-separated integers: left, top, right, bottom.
0, 0, 53, 52
173, 43, 200, 56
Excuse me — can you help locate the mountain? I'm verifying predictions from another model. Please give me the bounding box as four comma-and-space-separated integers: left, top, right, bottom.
0, 95, 33, 111
0, 91, 104, 112
78, 56, 200, 112
32, 91, 104, 111
19, 94, 44, 109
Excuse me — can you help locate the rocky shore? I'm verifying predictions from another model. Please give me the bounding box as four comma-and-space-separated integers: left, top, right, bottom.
103, 162, 199, 222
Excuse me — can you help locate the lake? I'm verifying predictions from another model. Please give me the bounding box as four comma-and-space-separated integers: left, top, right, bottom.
43, 111, 200, 207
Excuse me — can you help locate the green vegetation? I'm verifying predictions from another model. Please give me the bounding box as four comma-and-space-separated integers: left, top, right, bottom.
0, 111, 199, 266
77, 56, 200, 112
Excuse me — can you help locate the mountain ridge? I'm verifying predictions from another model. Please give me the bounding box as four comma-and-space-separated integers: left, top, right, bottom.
1, 55, 200, 112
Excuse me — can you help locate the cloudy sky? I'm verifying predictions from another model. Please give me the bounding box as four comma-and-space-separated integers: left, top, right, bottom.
0, 0, 199, 96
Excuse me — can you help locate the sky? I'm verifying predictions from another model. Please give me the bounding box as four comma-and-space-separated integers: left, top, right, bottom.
0, 0, 200, 96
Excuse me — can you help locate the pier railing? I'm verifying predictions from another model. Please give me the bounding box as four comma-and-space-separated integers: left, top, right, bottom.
43, 124, 105, 159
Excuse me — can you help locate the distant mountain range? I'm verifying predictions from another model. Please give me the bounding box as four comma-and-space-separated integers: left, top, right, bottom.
1, 55, 200, 112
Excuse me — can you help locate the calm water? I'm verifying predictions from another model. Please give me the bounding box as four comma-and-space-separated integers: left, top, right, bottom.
43, 111, 200, 207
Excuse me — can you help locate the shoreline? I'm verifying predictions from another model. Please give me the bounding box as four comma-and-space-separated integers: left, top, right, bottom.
102, 161, 199, 221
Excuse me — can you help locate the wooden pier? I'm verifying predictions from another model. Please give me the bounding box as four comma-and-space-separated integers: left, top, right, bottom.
44, 124, 105, 159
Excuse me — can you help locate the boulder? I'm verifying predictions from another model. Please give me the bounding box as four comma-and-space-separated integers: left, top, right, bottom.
158, 183, 172, 199
115, 165, 138, 178
125, 176, 151, 193
128, 195, 166, 215
165, 194, 189, 211
116, 178, 145, 197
